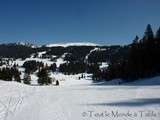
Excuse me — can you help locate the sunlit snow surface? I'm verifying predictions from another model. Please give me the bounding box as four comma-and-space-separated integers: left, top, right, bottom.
0, 76, 160, 120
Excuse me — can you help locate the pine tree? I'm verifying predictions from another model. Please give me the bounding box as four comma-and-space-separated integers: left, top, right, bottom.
156, 27, 160, 39
12, 66, 21, 82
50, 63, 57, 72
23, 73, 31, 84
133, 35, 139, 44
55, 80, 59, 86
37, 67, 51, 85
14, 71, 21, 82
0, 67, 12, 81
144, 24, 154, 41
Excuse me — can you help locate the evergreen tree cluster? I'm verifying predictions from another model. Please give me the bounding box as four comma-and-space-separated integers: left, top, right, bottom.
37, 67, 52, 85
45, 46, 66, 57
65, 46, 94, 62
49, 63, 57, 72
22, 62, 56, 85
87, 50, 107, 63
23, 60, 44, 74
59, 62, 86, 75
0, 58, 4, 66
58, 61, 102, 81
0, 67, 21, 82
98, 24, 160, 81
23, 73, 31, 85
86, 63, 101, 80
0, 43, 35, 59
44, 46, 94, 62
86, 46, 129, 64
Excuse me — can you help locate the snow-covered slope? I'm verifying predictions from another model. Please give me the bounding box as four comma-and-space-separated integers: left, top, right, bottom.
46, 42, 98, 47
0, 76, 160, 120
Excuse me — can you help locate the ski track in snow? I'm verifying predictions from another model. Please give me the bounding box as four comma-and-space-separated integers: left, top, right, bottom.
0, 77, 160, 120
0, 82, 36, 120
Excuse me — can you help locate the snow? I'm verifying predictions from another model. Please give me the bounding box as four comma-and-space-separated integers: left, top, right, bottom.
12, 59, 25, 66
30, 74, 38, 85
50, 73, 91, 86
85, 47, 106, 60
99, 62, 108, 69
125, 76, 160, 85
85, 48, 99, 60
55, 53, 67, 67
25, 58, 53, 66
12, 51, 66, 68
46, 42, 98, 47
0, 76, 160, 120
0, 65, 7, 69
13, 58, 54, 67
51, 55, 57, 58
37, 51, 46, 58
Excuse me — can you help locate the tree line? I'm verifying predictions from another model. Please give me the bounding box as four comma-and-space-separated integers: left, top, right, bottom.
1, 24, 160, 84
0, 65, 21, 82
93, 24, 160, 81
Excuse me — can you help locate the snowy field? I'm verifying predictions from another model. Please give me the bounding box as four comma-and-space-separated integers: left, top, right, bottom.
0, 76, 160, 120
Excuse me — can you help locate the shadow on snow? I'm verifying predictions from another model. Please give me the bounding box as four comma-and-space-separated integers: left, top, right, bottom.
85, 98, 160, 107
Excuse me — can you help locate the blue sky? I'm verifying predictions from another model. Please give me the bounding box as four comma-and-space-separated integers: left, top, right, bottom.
0, 0, 160, 45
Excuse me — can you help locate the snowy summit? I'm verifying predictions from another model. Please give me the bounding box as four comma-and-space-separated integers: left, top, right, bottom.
45, 42, 99, 47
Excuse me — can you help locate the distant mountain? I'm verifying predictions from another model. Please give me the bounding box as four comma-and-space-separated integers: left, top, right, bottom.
0, 42, 129, 64
0, 43, 35, 59
45, 42, 99, 47
16, 42, 37, 48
